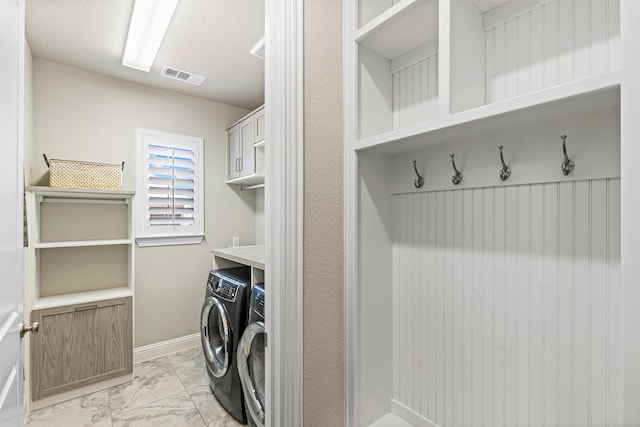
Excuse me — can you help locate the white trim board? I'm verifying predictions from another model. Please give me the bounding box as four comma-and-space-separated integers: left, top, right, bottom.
265, 0, 305, 425
133, 333, 200, 363
390, 400, 439, 427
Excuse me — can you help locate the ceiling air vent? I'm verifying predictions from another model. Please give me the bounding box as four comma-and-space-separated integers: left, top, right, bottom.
161, 65, 206, 86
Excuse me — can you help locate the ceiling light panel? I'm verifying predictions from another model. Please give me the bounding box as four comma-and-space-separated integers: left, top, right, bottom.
122, 0, 179, 72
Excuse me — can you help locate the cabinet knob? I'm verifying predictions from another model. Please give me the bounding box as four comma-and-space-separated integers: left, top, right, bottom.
19, 321, 39, 338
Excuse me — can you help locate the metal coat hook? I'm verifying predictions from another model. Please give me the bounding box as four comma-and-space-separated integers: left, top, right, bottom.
561, 135, 575, 176
450, 154, 463, 185
412, 160, 424, 188
498, 145, 511, 181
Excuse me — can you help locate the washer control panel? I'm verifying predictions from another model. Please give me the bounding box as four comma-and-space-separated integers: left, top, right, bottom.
208, 271, 241, 302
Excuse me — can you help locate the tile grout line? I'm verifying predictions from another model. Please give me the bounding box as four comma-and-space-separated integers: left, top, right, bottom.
111, 353, 204, 425
166, 351, 210, 426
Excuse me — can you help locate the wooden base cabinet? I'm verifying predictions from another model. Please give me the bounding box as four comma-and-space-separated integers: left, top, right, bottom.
30, 297, 132, 401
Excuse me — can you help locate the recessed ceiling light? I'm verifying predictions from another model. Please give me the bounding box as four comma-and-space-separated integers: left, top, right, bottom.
122, 0, 179, 72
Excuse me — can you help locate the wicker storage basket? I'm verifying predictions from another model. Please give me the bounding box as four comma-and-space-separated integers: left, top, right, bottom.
44, 154, 123, 190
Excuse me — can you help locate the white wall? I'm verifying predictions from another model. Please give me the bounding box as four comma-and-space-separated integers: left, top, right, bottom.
30, 59, 256, 346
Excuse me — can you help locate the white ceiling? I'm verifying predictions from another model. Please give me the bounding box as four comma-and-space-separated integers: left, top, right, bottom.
26, 0, 265, 110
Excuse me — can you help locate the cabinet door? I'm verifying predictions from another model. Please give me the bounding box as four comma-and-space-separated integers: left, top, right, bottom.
254, 108, 265, 144
31, 297, 133, 400
240, 118, 255, 177
227, 125, 240, 180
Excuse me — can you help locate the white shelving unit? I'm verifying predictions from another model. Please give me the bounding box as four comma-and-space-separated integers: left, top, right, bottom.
24, 186, 135, 408
345, 0, 640, 426
25, 186, 135, 307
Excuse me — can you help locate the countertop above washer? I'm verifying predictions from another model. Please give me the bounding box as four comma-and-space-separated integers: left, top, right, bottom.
212, 245, 265, 270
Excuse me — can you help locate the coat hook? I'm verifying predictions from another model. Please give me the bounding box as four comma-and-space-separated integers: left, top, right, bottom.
450, 154, 463, 185
498, 145, 511, 181
561, 135, 575, 176
412, 160, 424, 188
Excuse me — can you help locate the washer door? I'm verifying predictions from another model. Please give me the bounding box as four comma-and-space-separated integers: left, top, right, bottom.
238, 321, 266, 427
201, 296, 231, 378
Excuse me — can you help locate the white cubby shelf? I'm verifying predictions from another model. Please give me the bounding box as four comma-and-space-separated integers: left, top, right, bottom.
356, 69, 620, 151
354, 0, 621, 144
33, 287, 134, 310
33, 239, 133, 249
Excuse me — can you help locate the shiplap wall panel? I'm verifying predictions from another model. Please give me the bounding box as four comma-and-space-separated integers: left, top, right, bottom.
557, 182, 572, 426
391, 179, 621, 426
392, 54, 438, 130
542, 183, 559, 427
482, 188, 494, 427
608, 180, 622, 427
485, 0, 621, 104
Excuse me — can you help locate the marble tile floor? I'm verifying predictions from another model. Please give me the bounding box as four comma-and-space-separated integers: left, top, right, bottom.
25, 346, 245, 427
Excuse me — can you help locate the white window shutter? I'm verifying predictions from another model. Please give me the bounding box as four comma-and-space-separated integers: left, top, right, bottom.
136, 129, 204, 246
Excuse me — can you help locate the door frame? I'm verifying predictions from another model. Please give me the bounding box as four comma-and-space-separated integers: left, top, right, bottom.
264, 0, 304, 425
0, 0, 26, 423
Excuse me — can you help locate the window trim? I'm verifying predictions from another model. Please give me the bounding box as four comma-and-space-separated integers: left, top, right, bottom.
135, 128, 204, 247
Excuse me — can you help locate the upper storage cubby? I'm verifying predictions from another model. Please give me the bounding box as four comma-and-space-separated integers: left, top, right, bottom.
450, 0, 621, 113
357, 0, 439, 139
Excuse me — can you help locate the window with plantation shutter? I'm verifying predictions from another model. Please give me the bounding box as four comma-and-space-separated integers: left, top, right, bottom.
135, 129, 204, 247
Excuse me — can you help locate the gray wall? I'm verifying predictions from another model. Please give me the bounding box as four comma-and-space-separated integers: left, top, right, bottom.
30, 59, 256, 346
303, 0, 344, 424
23, 42, 33, 186
255, 188, 264, 245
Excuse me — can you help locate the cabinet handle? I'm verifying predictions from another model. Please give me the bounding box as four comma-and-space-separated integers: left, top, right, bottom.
239, 158, 243, 171
75, 304, 98, 312
19, 322, 39, 338
236, 158, 240, 172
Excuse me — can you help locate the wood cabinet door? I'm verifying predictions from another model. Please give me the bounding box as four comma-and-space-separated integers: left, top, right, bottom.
240, 118, 256, 177
31, 297, 132, 400
227, 125, 240, 180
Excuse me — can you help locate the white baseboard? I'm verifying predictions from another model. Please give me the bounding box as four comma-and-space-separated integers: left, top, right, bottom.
390, 399, 440, 427
133, 332, 201, 363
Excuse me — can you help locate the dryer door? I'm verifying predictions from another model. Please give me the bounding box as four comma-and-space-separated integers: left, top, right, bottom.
238, 321, 266, 427
201, 296, 231, 378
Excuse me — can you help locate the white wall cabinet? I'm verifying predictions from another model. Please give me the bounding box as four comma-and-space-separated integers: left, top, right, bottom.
345, 0, 640, 426
226, 105, 265, 186
24, 186, 135, 409
255, 108, 265, 144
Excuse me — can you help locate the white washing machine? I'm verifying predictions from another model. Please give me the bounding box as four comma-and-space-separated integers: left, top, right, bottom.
237, 283, 265, 427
